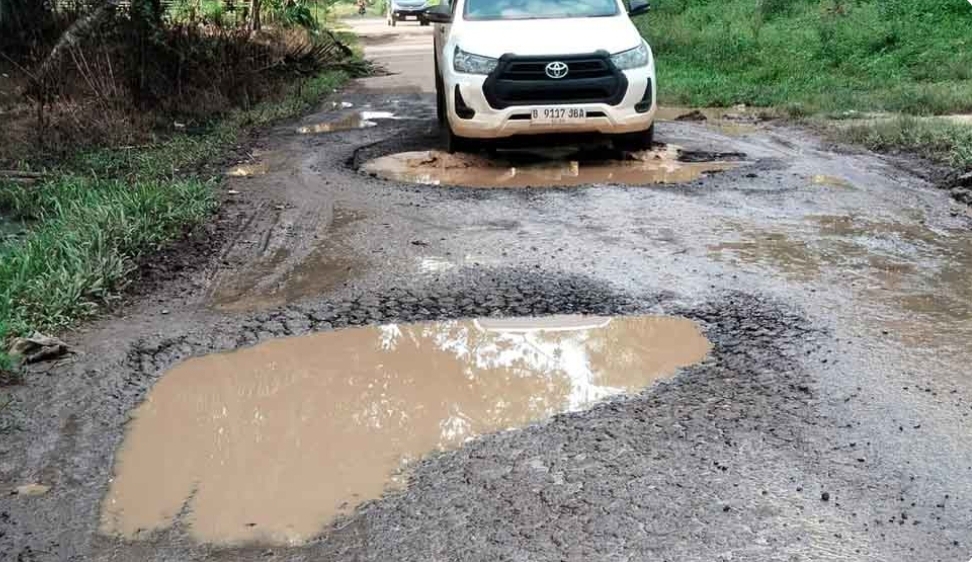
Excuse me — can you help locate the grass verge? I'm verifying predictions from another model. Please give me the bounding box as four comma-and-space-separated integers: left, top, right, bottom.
640, 0, 972, 115
836, 117, 972, 174
638, 1, 972, 185
0, 70, 348, 374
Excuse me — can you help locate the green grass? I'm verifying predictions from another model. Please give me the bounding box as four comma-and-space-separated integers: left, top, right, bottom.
0, 177, 216, 333
838, 116, 972, 172
0, 69, 348, 373
640, 0, 972, 115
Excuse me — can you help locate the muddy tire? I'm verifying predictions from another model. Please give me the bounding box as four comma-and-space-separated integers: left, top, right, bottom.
612, 123, 655, 152
435, 61, 446, 127
442, 117, 477, 154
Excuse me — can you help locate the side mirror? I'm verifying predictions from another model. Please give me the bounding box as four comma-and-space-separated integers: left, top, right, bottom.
628, 0, 650, 17
423, 3, 452, 23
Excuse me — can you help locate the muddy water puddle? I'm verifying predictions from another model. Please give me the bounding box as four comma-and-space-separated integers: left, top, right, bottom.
710, 214, 972, 347
361, 144, 744, 188
101, 315, 710, 545
209, 208, 366, 311
811, 175, 856, 189
297, 111, 398, 134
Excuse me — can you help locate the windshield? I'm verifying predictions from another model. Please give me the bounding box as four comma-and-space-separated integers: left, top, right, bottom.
464, 0, 620, 20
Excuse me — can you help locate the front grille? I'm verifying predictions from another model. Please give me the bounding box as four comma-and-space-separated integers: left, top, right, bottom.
500, 58, 613, 81
483, 53, 627, 109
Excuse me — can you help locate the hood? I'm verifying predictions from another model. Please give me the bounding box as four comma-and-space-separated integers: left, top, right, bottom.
453, 16, 643, 58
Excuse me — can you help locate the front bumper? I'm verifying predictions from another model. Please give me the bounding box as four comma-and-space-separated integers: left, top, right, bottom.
392, 8, 426, 17
444, 66, 656, 139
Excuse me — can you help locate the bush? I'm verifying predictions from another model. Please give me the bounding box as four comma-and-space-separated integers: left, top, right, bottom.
267, 0, 319, 29
0, 8, 361, 165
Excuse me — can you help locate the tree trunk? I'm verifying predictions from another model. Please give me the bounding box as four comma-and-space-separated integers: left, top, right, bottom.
32, 0, 121, 97
129, 0, 163, 110
250, 0, 261, 31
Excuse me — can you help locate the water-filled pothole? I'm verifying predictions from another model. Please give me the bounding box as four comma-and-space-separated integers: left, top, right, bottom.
360, 144, 745, 188
101, 314, 710, 545
297, 111, 398, 134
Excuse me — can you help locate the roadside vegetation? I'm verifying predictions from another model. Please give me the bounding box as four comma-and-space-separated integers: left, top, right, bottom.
639, 0, 972, 172
842, 116, 972, 174
0, 0, 364, 374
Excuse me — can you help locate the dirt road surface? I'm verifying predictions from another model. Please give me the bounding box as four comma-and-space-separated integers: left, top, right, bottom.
3, 18, 972, 562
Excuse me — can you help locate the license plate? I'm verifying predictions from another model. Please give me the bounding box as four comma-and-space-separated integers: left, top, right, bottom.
531, 107, 586, 125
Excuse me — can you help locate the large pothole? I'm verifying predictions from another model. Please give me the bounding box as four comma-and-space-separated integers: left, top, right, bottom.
101, 314, 710, 546
360, 144, 747, 188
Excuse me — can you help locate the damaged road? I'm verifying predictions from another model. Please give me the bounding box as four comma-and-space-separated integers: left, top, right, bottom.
2, 18, 972, 562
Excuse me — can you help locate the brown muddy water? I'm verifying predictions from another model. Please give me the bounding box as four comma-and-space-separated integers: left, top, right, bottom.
296, 111, 397, 134
225, 162, 270, 177
101, 315, 710, 545
360, 144, 744, 188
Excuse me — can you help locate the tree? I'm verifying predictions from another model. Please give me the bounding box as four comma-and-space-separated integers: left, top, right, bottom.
34, 0, 122, 95
250, 0, 262, 30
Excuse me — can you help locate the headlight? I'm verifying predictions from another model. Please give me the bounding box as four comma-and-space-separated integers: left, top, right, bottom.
611, 43, 650, 70
453, 46, 498, 75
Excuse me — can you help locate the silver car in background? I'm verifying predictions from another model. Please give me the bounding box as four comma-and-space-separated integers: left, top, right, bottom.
387, 0, 432, 26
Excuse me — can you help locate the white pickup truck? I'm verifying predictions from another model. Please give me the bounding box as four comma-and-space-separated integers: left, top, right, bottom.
424, 0, 656, 153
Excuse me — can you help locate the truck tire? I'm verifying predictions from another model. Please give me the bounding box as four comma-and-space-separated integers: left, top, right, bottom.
612, 123, 655, 152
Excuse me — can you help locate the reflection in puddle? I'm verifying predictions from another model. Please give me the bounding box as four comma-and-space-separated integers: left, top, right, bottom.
361, 145, 744, 188
297, 111, 398, 134
226, 162, 270, 177
811, 175, 855, 189
101, 315, 710, 545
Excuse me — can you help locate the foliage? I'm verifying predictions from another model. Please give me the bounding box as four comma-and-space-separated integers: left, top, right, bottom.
639, 0, 972, 114
266, 0, 319, 28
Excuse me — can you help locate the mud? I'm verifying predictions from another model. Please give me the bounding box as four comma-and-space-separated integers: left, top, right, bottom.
101, 315, 708, 545
656, 105, 767, 136
711, 213, 972, 355
360, 144, 745, 188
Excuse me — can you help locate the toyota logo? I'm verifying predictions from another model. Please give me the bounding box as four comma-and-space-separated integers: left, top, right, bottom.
545, 61, 569, 79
